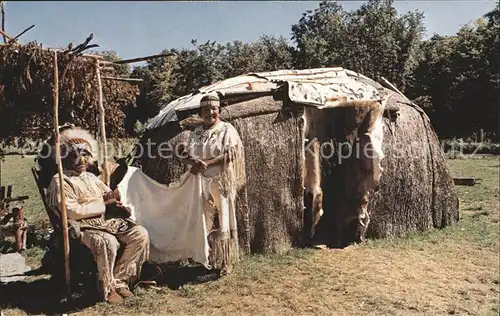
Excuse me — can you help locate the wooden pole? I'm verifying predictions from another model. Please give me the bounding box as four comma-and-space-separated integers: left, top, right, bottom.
1, 2, 6, 44
95, 61, 110, 186
101, 76, 144, 83
242, 187, 251, 254
0, 30, 12, 41
98, 52, 176, 65
380, 76, 430, 121
13, 24, 35, 40
53, 51, 71, 297
380, 77, 407, 100
45, 49, 105, 60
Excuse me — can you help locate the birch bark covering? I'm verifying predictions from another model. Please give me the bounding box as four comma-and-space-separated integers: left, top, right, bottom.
368, 91, 459, 238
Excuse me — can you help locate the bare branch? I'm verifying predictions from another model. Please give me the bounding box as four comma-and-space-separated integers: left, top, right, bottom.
13, 24, 35, 40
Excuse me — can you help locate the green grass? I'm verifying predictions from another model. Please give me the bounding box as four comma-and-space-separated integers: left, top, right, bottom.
442, 139, 500, 155
1, 155, 499, 315
1, 155, 48, 228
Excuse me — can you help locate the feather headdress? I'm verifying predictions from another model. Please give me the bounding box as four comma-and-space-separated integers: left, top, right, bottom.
36, 126, 100, 188
59, 127, 99, 161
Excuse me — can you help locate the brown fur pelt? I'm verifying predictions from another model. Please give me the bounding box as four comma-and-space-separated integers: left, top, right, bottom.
302, 96, 388, 241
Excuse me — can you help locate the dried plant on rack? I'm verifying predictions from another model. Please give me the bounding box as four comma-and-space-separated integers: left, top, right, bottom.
0, 40, 139, 145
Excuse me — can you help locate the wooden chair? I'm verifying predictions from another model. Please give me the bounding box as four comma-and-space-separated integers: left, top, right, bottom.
31, 167, 98, 297
0, 185, 29, 253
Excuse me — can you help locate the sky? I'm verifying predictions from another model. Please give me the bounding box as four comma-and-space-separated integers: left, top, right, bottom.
3, 1, 498, 60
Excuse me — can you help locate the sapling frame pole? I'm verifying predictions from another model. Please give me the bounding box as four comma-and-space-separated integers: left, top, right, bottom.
13, 24, 35, 40
0, 29, 11, 41
101, 76, 144, 82
95, 61, 110, 186
98, 52, 176, 65
380, 76, 429, 121
53, 51, 71, 297
1, 2, 5, 43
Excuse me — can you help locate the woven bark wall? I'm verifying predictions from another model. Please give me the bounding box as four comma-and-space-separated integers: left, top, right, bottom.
229, 98, 304, 254
368, 91, 459, 238
138, 96, 304, 254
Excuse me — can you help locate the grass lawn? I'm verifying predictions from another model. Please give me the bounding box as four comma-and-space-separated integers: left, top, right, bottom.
1, 155, 48, 227
0, 155, 498, 315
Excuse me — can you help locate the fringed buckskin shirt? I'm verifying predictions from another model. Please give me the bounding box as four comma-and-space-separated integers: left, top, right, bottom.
47, 170, 131, 234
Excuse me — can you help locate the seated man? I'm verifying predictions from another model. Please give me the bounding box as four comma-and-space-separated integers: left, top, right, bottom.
46, 128, 150, 304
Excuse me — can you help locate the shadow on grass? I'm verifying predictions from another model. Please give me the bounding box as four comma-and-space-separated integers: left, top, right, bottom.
0, 263, 221, 315
143, 262, 221, 290
0, 274, 99, 315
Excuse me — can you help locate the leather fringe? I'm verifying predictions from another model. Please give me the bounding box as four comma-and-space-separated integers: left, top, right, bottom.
207, 230, 239, 275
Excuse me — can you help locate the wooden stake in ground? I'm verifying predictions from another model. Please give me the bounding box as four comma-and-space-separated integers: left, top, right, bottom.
95, 60, 109, 186
53, 51, 71, 297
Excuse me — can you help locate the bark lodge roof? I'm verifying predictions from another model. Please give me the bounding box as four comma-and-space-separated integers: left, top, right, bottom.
146, 67, 384, 130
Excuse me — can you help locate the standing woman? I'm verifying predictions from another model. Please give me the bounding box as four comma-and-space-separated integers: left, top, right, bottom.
183, 93, 246, 275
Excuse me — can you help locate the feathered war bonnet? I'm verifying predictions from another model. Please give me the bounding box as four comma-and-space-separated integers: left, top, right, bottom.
58, 127, 100, 163
35, 126, 100, 188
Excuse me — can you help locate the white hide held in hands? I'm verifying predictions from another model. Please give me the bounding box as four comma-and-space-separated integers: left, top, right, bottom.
117, 167, 210, 268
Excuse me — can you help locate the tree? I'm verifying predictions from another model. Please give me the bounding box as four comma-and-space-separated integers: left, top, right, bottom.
218, 36, 294, 78
291, 1, 348, 69
408, 12, 499, 140
127, 49, 178, 133
291, 0, 425, 91
129, 36, 295, 127
253, 35, 294, 71
97, 50, 131, 76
